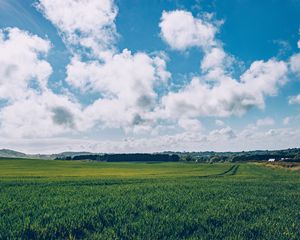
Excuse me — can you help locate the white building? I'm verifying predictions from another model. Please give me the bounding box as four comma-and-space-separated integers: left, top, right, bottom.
268, 158, 275, 162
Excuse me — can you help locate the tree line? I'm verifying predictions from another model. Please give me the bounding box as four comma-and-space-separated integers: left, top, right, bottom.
56, 153, 180, 162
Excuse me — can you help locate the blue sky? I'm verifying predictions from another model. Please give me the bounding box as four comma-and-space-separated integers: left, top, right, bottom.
0, 0, 300, 153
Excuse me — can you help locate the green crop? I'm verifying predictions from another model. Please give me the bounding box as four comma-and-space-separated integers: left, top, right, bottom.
0, 159, 299, 239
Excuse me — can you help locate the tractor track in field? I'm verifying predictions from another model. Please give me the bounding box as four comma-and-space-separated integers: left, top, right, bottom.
198, 164, 239, 178
0, 165, 240, 187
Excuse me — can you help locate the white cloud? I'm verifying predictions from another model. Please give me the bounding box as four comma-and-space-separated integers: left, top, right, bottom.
67, 50, 169, 95
209, 126, 236, 140
158, 59, 287, 119
0, 91, 83, 138
0, 27, 85, 138
289, 94, 300, 104
178, 118, 203, 132
256, 117, 275, 127
36, 0, 118, 59
0, 27, 52, 101
200, 47, 237, 84
158, 10, 288, 122
67, 49, 170, 129
297, 40, 300, 49
201, 47, 226, 71
4, 125, 300, 154
289, 53, 300, 75
37, 0, 172, 132
241, 59, 287, 96
159, 10, 217, 51
0, 5, 297, 153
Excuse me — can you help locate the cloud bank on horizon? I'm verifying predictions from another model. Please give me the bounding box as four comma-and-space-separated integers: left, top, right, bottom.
0, 0, 300, 153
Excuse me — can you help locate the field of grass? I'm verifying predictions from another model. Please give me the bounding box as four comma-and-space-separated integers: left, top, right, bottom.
0, 159, 300, 239
263, 161, 300, 171
0, 158, 231, 179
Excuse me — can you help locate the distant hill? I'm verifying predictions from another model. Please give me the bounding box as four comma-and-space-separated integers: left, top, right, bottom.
0, 149, 27, 158
30, 151, 95, 160
0, 149, 94, 160
164, 148, 300, 162
1, 148, 300, 162
54, 151, 94, 158
0, 149, 95, 159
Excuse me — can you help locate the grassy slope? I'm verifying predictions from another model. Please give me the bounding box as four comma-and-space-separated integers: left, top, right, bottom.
0, 159, 299, 239
0, 158, 231, 179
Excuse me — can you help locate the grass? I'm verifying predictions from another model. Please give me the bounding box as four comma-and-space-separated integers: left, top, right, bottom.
0, 158, 231, 179
263, 162, 300, 171
0, 159, 300, 239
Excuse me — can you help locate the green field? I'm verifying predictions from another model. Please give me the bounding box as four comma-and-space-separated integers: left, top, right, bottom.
0, 159, 299, 239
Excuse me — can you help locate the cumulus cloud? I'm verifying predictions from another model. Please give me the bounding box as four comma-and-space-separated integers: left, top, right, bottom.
0, 91, 83, 138
289, 94, 300, 104
158, 59, 287, 119
290, 53, 300, 75
67, 50, 169, 96
66, 49, 170, 129
209, 126, 236, 140
256, 117, 275, 127
3, 124, 300, 154
0, 27, 52, 101
178, 118, 203, 132
241, 59, 288, 96
0, 4, 298, 152
36, 4, 288, 137
157, 10, 288, 122
159, 10, 218, 51
36, 0, 118, 59
51, 106, 75, 128
37, 0, 172, 132
200, 47, 226, 71
0, 28, 85, 138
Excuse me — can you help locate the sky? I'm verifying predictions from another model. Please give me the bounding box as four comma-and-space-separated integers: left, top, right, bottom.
0, 0, 300, 154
